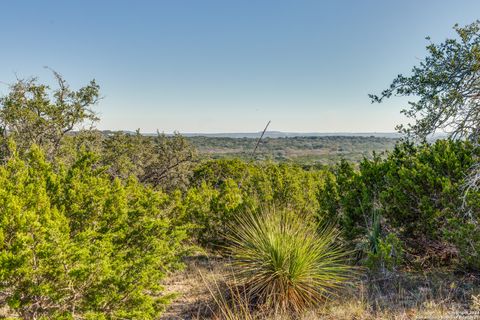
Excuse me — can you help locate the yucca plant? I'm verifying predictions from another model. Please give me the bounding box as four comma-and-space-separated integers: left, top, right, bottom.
226, 208, 352, 314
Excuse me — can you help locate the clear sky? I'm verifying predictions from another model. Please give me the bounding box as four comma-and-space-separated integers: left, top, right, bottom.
1, 0, 480, 133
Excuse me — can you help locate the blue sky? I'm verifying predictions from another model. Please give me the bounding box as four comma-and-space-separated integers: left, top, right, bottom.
1, 1, 479, 133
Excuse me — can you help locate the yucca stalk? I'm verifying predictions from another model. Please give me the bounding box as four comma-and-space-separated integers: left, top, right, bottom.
226, 208, 352, 313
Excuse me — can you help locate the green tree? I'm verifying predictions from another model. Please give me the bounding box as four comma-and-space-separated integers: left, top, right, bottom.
370, 21, 480, 141
0, 146, 188, 319
141, 132, 196, 191
369, 21, 480, 266
101, 131, 196, 191
0, 71, 100, 160
101, 130, 150, 181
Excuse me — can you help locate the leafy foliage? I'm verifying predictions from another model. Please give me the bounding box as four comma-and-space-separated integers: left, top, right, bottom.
371, 20, 480, 196
371, 21, 480, 141
183, 159, 324, 246
318, 140, 480, 269
60, 130, 197, 192
0, 146, 188, 319
0, 71, 100, 160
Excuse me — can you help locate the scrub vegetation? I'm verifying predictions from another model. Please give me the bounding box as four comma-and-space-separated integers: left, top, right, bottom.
1, 21, 480, 320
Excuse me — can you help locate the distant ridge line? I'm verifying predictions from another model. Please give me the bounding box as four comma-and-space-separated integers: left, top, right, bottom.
181, 132, 402, 138
98, 130, 402, 139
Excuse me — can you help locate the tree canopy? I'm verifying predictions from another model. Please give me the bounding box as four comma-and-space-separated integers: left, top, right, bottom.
0, 70, 100, 159
370, 21, 480, 141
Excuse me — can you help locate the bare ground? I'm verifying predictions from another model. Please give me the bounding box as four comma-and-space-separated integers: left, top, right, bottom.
160, 255, 480, 320
160, 254, 227, 320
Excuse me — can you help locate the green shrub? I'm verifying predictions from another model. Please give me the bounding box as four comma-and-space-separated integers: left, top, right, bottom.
0, 146, 188, 319
364, 233, 403, 273
444, 217, 480, 269
226, 208, 351, 313
317, 140, 480, 270
186, 159, 324, 246
182, 179, 243, 247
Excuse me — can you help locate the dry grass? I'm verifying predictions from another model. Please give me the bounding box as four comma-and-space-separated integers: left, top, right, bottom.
161, 255, 480, 320
160, 254, 227, 320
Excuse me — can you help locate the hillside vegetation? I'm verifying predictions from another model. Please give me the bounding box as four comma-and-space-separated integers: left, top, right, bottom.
187, 135, 398, 164
1, 20, 480, 320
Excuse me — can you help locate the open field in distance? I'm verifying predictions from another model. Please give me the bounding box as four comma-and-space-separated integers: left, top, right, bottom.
187, 135, 400, 164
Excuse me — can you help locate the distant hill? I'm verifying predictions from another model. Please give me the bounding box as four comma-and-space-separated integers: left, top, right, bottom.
94, 130, 452, 140
136, 131, 403, 139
